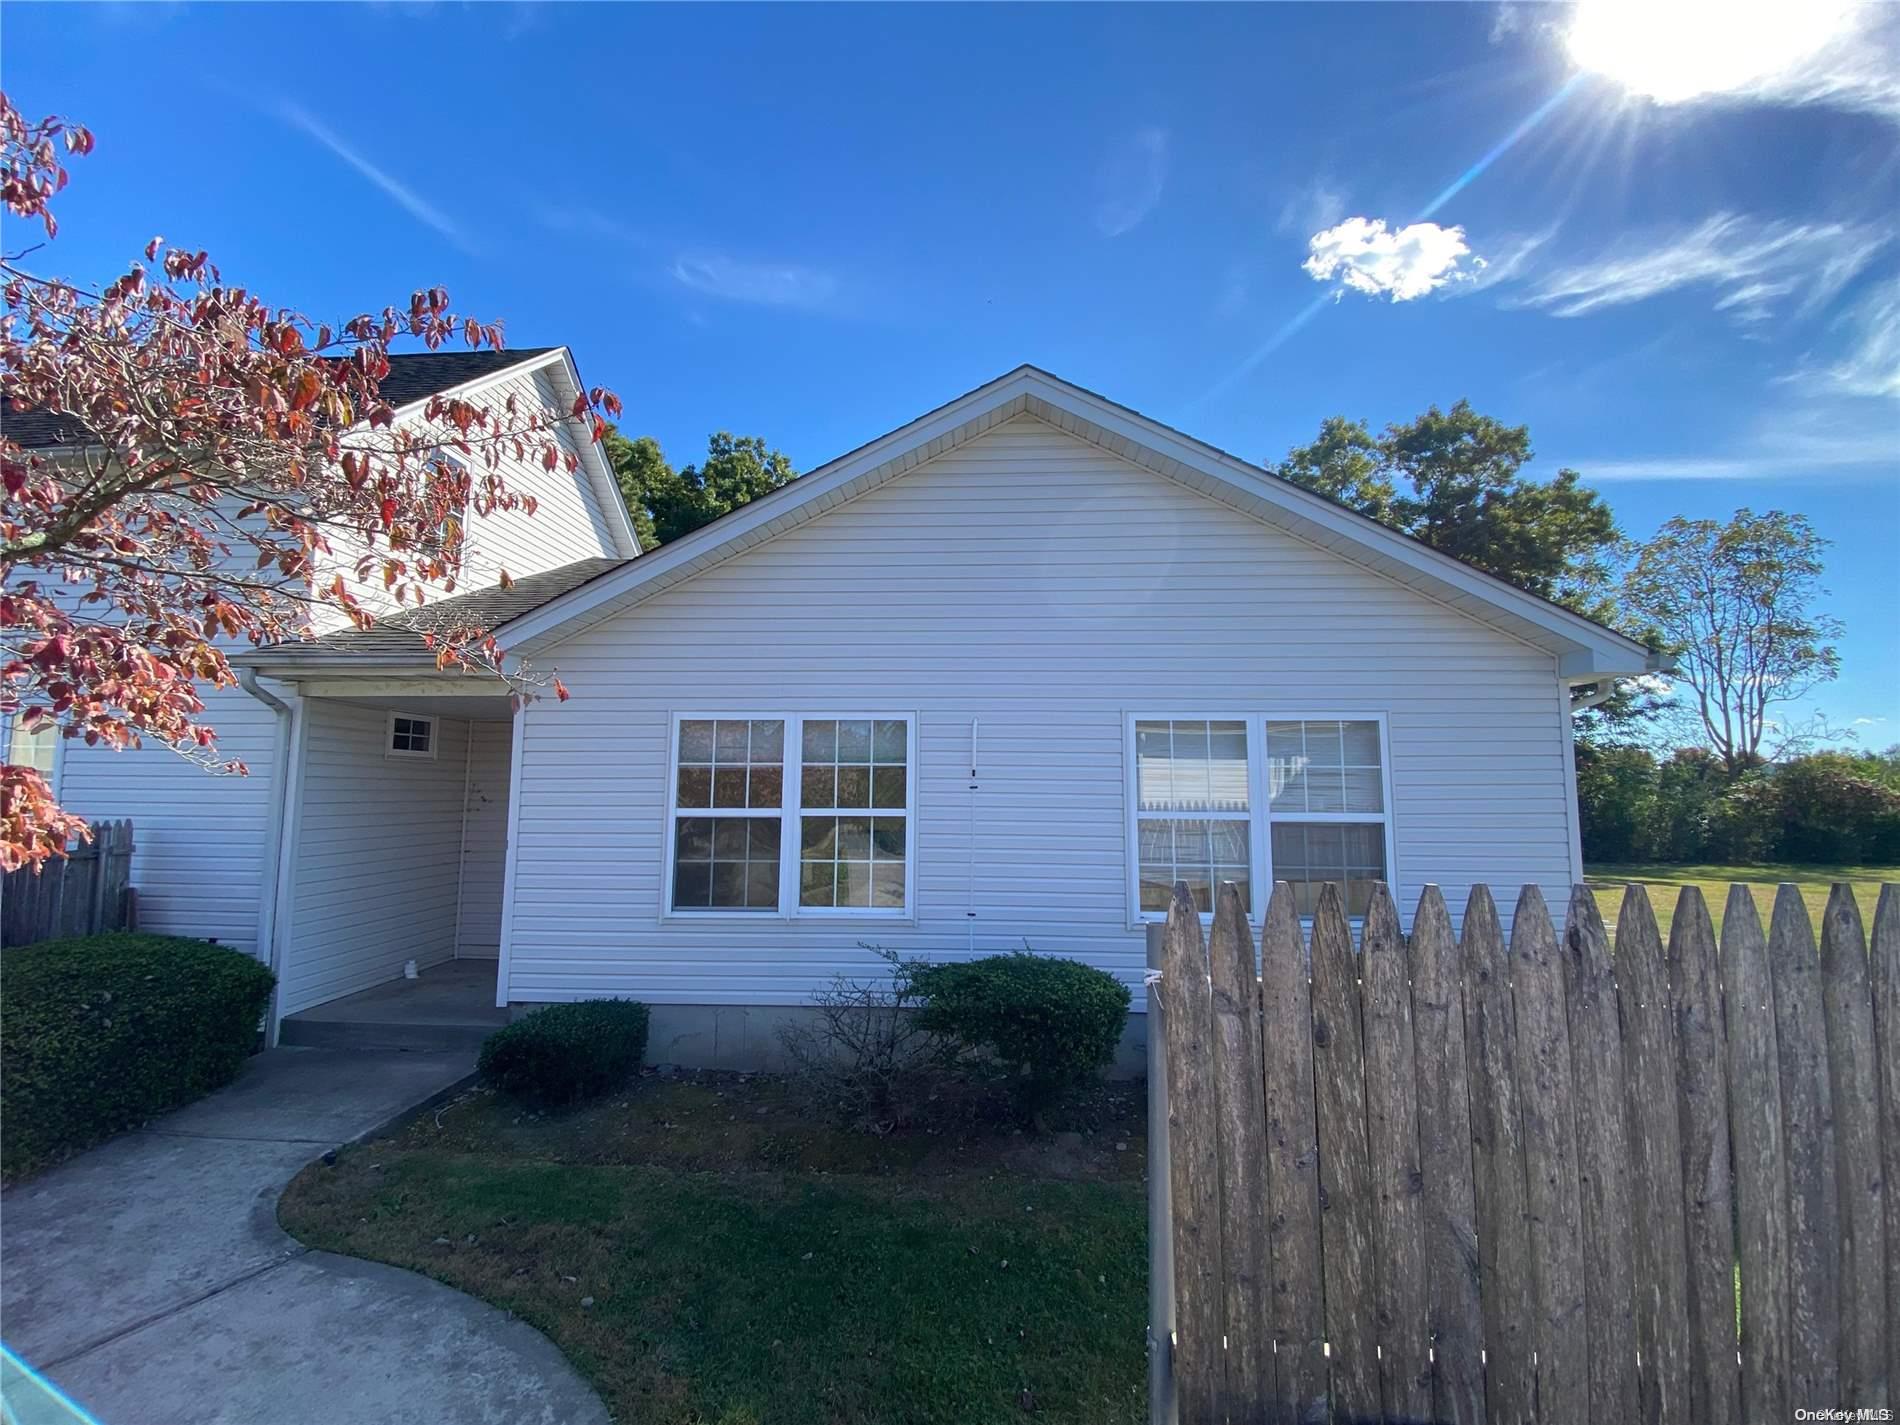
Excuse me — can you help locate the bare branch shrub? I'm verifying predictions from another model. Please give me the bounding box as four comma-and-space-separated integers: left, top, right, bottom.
777, 944, 949, 1130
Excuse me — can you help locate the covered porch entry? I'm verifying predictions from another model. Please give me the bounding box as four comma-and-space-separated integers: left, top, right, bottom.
265, 678, 517, 1050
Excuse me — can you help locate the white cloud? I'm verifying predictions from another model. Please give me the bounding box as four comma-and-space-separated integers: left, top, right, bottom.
1821, 277, 1900, 399
1094, 127, 1169, 238
1854, 717, 1888, 727
671, 254, 840, 310
277, 103, 475, 256
1514, 214, 1888, 321
1303, 217, 1483, 302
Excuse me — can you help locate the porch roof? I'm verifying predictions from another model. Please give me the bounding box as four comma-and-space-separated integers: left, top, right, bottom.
237, 555, 625, 672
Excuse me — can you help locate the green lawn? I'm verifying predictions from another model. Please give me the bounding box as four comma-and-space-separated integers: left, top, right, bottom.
1584, 862, 1896, 940
280, 1073, 1148, 1425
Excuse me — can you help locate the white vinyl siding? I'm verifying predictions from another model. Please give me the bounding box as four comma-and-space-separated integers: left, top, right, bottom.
309, 363, 623, 635
502, 414, 1575, 1011
279, 701, 470, 1012
456, 719, 512, 958
54, 682, 282, 956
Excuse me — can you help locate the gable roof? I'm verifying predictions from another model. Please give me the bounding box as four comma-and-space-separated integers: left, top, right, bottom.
4, 348, 557, 451
496, 365, 1657, 678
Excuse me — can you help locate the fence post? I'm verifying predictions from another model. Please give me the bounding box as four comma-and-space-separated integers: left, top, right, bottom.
1147, 920, 1178, 1425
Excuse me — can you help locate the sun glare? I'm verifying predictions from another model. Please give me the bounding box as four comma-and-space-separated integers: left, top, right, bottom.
1565, 0, 1859, 103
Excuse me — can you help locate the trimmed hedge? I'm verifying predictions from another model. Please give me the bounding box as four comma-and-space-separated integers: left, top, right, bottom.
914, 951, 1131, 1114
478, 999, 650, 1107
1, 933, 275, 1180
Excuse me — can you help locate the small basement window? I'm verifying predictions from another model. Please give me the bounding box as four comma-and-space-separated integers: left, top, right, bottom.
387, 713, 436, 758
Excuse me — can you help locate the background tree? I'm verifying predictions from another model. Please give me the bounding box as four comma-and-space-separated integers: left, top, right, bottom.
1270, 399, 1618, 610
606, 429, 796, 548
1621, 508, 1843, 776
0, 94, 619, 869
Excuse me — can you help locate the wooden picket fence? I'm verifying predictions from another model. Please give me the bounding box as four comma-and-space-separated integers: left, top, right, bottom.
0, 819, 137, 948
1147, 876, 1900, 1425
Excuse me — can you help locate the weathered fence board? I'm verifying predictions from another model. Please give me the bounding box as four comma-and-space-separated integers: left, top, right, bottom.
1614, 885, 1693, 1425
1408, 885, 1485, 1425
1206, 883, 1270, 1422
1, 820, 137, 948
1257, 884, 1325, 1421
1509, 886, 1588, 1425
1821, 883, 1888, 1405
1150, 877, 1900, 1425
1667, 886, 1741, 1425
1768, 882, 1842, 1406
1874, 885, 1900, 1408
1461, 885, 1536, 1425
1361, 884, 1430, 1422
1307, 883, 1379, 1419
1559, 887, 1639, 1424
1718, 887, 1793, 1424
1158, 886, 1223, 1425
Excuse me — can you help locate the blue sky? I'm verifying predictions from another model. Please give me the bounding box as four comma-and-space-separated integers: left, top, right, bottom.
6, 1, 1896, 737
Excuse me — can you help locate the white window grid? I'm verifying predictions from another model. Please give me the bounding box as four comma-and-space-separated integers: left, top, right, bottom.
1125, 712, 1397, 924
663, 712, 917, 919
386, 712, 437, 759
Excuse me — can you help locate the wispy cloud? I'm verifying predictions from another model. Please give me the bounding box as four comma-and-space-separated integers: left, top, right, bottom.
1304, 217, 1483, 301
671, 254, 840, 310
277, 103, 475, 255
1275, 177, 1347, 238
1512, 214, 1888, 322
1094, 126, 1169, 238
1567, 401, 1898, 481
1819, 276, 1900, 399
536, 204, 650, 246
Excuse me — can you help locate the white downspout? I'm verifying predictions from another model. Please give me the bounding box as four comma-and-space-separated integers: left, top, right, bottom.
240, 669, 294, 1046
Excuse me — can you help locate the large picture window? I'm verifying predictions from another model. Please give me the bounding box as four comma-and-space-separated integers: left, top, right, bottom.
666, 714, 913, 917
1127, 714, 1393, 921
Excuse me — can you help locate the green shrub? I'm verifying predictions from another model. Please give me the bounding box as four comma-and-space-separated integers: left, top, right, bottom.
1, 932, 275, 1180
914, 951, 1131, 1118
478, 999, 650, 1106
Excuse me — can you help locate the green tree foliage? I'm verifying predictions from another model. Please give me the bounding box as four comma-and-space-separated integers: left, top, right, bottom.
1621, 508, 1843, 775
1270, 400, 1619, 610
604, 428, 798, 549
1574, 743, 1900, 865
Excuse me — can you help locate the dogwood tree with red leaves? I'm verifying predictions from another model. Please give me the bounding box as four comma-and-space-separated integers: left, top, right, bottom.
0, 93, 619, 870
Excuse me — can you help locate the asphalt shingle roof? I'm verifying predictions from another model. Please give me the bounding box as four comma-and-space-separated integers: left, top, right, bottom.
281, 556, 627, 663
3, 348, 560, 450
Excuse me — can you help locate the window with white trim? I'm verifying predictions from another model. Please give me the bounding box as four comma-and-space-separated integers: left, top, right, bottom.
667, 715, 913, 916
387, 713, 436, 758
1266, 719, 1388, 918
1135, 719, 1252, 914
6, 711, 57, 777
1128, 714, 1393, 921
672, 718, 785, 912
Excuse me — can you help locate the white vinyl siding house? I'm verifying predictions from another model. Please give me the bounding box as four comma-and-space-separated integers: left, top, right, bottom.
498, 411, 1603, 1015
21, 362, 1653, 1058
30, 348, 636, 971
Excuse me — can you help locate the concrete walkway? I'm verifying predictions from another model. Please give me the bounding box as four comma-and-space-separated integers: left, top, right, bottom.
1, 1048, 610, 1425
